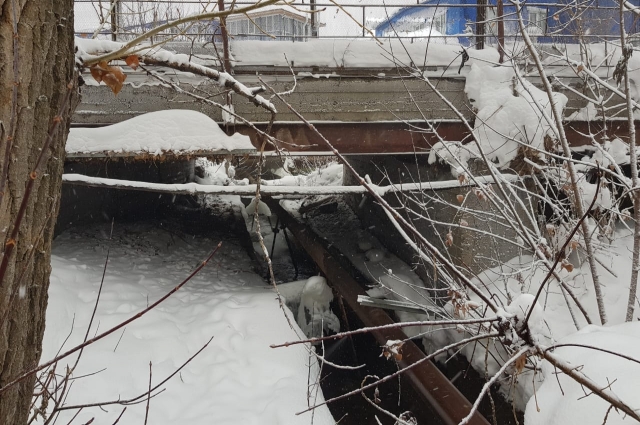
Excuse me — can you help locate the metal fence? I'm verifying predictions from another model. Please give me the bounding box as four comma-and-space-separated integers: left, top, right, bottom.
74, 0, 640, 47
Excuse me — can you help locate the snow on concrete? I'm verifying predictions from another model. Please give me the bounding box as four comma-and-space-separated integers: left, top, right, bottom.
230, 39, 499, 72
542, 43, 640, 121
567, 101, 600, 121
576, 178, 613, 212
39, 223, 334, 424
579, 137, 631, 168
465, 62, 566, 166
66, 110, 255, 156
541, 43, 640, 94
391, 28, 450, 43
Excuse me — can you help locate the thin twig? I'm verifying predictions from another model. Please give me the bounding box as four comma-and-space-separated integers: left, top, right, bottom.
295, 332, 499, 415
82, 0, 282, 65
72, 220, 115, 372
459, 347, 529, 425
523, 167, 601, 327
540, 347, 640, 421
271, 316, 499, 348
144, 362, 152, 425
57, 337, 214, 412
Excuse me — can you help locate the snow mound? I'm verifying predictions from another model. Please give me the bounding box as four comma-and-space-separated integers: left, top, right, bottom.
467, 63, 567, 167
425, 224, 640, 412
526, 322, 640, 425
430, 63, 568, 172
66, 110, 255, 156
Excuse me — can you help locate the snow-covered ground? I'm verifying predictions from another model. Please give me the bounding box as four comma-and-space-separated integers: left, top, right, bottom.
41, 222, 334, 424
525, 321, 640, 425
433, 224, 640, 416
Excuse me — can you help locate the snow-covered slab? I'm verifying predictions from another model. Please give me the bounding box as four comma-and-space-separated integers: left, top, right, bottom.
66, 110, 256, 158
231, 39, 499, 71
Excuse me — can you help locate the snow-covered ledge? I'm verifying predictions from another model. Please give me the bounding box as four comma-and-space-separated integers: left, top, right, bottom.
66, 110, 255, 158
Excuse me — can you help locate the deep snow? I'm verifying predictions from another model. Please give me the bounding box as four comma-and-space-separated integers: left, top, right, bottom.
39, 222, 334, 424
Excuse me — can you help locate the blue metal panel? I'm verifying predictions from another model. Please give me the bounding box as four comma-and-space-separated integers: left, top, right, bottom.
375, 0, 640, 43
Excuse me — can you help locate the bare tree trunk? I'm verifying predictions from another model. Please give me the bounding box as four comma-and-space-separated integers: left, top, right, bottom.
0, 0, 76, 423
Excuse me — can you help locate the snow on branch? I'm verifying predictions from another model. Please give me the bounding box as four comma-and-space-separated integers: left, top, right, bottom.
62, 173, 523, 198
75, 37, 276, 113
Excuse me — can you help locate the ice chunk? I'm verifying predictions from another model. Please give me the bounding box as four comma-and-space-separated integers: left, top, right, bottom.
245, 199, 271, 217
297, 276, 340, 339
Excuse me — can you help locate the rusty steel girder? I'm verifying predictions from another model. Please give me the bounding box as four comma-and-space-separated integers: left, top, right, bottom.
237, 120, 640, 154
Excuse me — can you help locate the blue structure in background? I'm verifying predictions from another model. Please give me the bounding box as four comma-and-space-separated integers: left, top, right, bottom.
375, 0, 640, 46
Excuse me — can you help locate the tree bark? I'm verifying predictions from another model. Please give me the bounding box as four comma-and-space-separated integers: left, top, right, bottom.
0, 0, 76, 423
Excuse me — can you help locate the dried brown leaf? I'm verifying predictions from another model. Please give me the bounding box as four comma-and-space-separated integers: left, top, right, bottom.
90, 66, 103, 83
561, 260, 574, 273
515, 353, 527, 373
102, 73, 124, 95
125, 55, 140, 70
445, 231, 453, 247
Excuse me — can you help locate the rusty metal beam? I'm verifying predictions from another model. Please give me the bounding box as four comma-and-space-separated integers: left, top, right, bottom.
236, 120, 640, 154
268, 200, 491, 425
68, 120, 639, 156
564, 120, 639, 147
237, 121, 469, 154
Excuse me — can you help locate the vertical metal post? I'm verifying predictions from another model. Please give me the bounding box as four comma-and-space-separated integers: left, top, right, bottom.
363, 6, 366, 37
311, 0, 318, 37
476, 0, 486, 49
110, 0, 119, 41
497, 0, 505, 63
